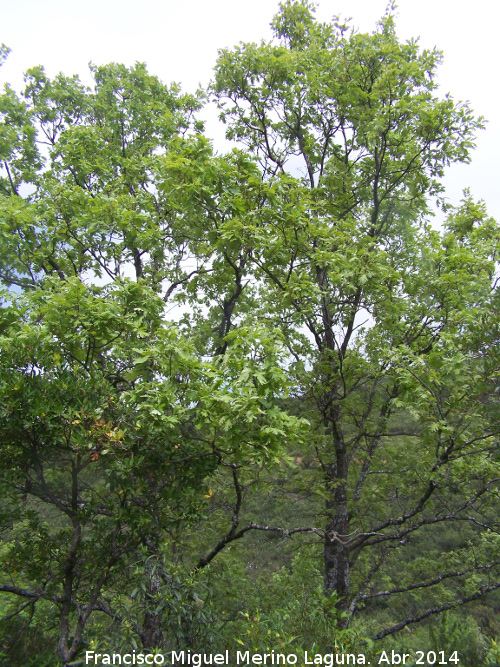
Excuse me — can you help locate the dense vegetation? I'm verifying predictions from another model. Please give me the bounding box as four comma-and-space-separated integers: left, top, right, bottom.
0, 2, 499, 665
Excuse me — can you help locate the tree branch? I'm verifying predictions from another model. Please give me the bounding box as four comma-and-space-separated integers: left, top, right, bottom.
372, 583, 500, 640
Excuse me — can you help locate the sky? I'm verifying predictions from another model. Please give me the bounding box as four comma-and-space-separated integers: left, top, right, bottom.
2, 0, 500, 220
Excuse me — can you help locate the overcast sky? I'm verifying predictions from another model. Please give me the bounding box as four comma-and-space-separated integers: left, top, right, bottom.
2, 0, 499, 219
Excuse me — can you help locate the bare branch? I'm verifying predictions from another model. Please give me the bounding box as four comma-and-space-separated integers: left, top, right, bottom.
372, 583, 500, 640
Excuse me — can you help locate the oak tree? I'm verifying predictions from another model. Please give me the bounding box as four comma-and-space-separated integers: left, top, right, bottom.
0, 2, 499, 661
0, 62, 302, 663
211, 0, 500, 634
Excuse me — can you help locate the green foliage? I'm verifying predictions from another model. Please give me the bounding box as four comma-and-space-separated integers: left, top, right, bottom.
0, 59, 305, 663
484, 638, 500, 666
213, 0, 500, 632
0, 2, 499, 664
428, 614, 487, 667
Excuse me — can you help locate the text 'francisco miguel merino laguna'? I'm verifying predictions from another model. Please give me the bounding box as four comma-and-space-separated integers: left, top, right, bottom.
171, 651, 369, 665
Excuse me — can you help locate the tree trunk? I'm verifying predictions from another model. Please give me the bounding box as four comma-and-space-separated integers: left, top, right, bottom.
141, 551, 164, 650
323, 406, 351, 626
142, 610, 164, 651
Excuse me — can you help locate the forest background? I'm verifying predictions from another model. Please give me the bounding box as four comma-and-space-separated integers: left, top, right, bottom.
1, 1, 500, 665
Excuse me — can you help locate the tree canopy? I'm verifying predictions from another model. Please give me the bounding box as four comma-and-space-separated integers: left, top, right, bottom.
0, 3, 499, 665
